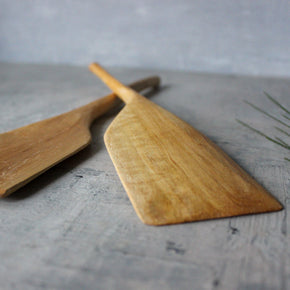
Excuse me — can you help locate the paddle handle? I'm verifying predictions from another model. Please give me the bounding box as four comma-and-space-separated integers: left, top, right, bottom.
89, 63, 146, 104
76, 75, 160, 125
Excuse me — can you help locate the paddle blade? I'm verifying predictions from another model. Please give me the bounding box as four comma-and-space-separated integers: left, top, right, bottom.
104, 97, 283, 225
0, 112, 91, 197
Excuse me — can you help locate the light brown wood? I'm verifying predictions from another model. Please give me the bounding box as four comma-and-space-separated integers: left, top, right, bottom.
0, 76, 160, 197
89, 63, 283, 226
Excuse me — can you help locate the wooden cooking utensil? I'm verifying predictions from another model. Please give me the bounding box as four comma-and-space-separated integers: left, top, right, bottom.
89, 63, 283, 226
0, 76, 160, 197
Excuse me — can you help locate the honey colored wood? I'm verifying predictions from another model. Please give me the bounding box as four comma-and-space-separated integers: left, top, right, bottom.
89, 63, 283, 226
0, 76, 160, 197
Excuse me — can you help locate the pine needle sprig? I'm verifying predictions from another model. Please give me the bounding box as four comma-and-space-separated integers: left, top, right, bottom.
236, 119, 290, 150
237, 92, 290, 162
243, 100, 290, 128
275, 126, 290, 137
263, 91, 290, 115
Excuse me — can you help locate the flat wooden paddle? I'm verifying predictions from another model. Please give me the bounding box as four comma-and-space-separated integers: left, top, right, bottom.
89, 63, 283, 226
0, 75, 160, 197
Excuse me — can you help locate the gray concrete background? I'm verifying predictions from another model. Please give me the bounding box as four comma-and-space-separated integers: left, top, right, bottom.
1, 0, 290, 76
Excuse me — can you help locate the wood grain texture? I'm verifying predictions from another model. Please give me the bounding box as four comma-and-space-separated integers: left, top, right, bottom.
0, 75, 160, 197
90, 63, 283, 225
0, 63, 288, 290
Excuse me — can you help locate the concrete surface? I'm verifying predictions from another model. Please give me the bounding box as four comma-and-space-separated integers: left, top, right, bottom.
0, 63, 289, 289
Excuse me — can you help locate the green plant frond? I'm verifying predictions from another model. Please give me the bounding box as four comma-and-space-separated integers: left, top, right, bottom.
275, 127, 290, 137
238, 92, 290, 162
236, 119, 290, 150
275, 137, 288, 146
264, 91, 290, 115
244, 100, 290, 128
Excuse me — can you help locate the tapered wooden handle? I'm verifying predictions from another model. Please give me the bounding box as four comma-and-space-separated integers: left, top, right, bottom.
78, 73, 160, 126
89, 63, 144, 104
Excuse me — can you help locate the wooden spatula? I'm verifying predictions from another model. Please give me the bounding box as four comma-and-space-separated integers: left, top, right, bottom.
89, 63, 283, 226
0, 75, 160, 197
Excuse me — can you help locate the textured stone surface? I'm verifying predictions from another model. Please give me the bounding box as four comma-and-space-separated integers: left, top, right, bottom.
0, 63, 289, 289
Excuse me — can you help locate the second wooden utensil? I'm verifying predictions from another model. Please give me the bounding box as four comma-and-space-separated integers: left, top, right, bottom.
89, 63, 283, 226
0, 75, 160, 197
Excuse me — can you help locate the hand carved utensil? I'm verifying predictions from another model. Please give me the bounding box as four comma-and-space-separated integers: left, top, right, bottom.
89, 63, 283, 226
0, 75, 160, 197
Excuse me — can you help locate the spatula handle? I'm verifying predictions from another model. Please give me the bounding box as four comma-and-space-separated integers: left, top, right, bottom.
89, 63, 145, 104
76, 75, 160, 125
